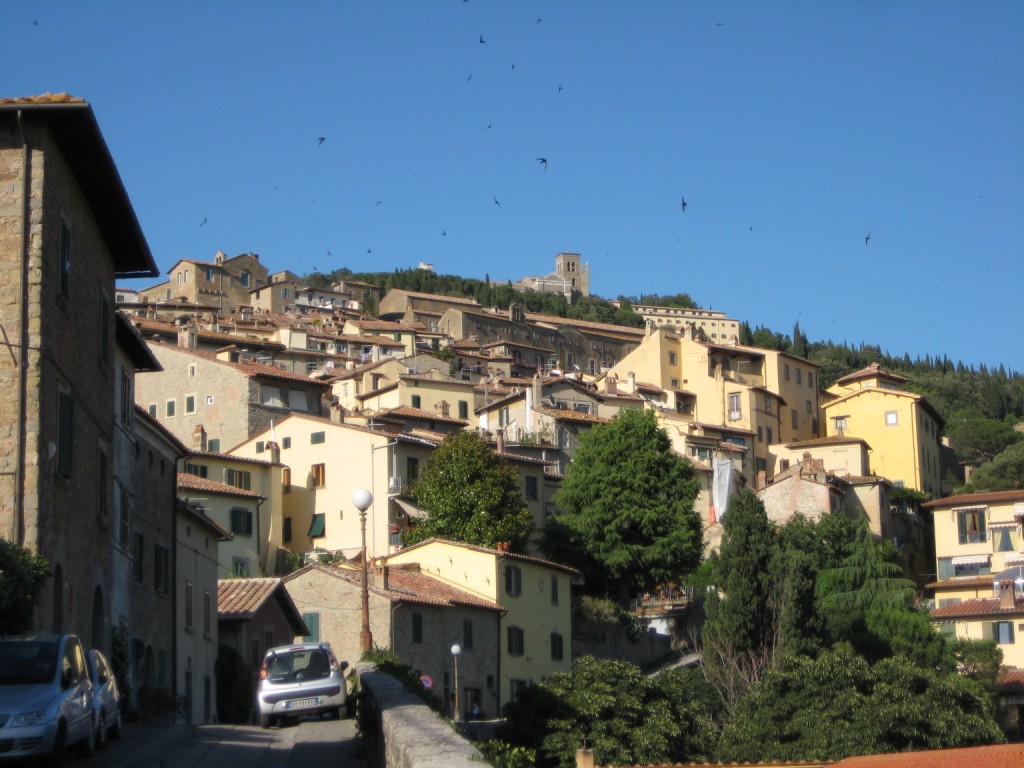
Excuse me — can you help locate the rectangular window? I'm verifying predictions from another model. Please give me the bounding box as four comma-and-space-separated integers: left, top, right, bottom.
407, 457, 420, 483
669, 351, 678, 365
204, 591, 212, 638
991, 621, 1015, 645
97, 450, 108, 518
282, 467, 291, 491
757, 426, 763, 443
283, 517, 292, 542
312, 463, 326, 487
232, 558, 250, 578
57, 392, 74, 478
550, 632, 564, 661
808, 373, 814, 388
806, 399, 812, 414
505, 565, 522, 597
885, 411, 898, 425
120, 370, 132, 427
551, 575, 559, 605
288, 390, 309, 411
185, 395, 196, 414
310, 431, 326, 445
302, 612, 321, 642
185, 463, 208, 478
185, 581, 194, 631
148, 403, 157, 418
784, 364, 790, 381
230, 508, 253, 536
255, 441, 265, 454
996, 528, 1015, 552
766, 427, 773, 445
507, 626, 525, 656
132, 532, 144, 583
463, 619, 474, 650
411, 394, 422, 409
524, 476, 538, 500
207, 438, 220, 453
205, 267, 215, 281
261, 386, 283, 407
412, 612, 423, 644
59, 218, 71, 301
154, 544, 170, 595
458, 400, 469, 420
764, 395, 773, 414
957, 508, 987, 544
509, 679, 528, 702
225, 469, 252, 490
165, 400, 176, 418
795, 369, 802, 385
728, 393, 741, 421
308, 513, 326, 538
791, 410, 799, 430
282, 436, 291, 449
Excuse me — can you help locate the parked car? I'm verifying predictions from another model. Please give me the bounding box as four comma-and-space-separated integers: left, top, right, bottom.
84, 648, 122, 747
0, 634, 97, 765
255, 642, 348, 728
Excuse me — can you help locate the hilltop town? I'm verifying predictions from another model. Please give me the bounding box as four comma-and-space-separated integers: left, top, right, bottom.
3, 95, 1024, 763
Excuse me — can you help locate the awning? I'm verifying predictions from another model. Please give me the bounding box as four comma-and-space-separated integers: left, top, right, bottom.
392, 496, 426, 520
988, 521, 1019, 530
951, 554, 990, 566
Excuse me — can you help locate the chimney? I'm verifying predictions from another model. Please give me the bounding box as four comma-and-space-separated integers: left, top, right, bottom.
756, 470, 767, 491
999, 580, 1016, 610
178, 323, 198, 350
496, 428, 505, 453
266, 441, 280, 465
604, 375, 617, 395
192, 424, 207, 452
330, 404, 346, 424
627, 371, 636, 393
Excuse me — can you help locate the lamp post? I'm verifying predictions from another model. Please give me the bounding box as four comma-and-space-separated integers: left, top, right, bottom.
451, 643, 462, 721
353, 488, 374, 653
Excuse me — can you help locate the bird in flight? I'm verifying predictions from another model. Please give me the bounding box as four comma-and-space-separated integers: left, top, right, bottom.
493, 195, 501, 208
466, 73, 473, 84
511, 62, 516, 71
479, 34, 485, 44
441, 229, 447, 236
558, 84, 563, 92
536, 157, 548, 169
367, 248, 372, 254
200, 217, 207, 227
317, 136, 326, 145
681, 197, 687, 212
375, 201, 383, 207
865, 232, 872, 245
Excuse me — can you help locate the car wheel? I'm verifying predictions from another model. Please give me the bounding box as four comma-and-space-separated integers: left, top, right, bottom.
76, 716, 96, 757
109, 708, 122, 740
95, 711, 106, 750
45, 722, 66, 768
260, 714, 272, 729
331, 706, 342, 720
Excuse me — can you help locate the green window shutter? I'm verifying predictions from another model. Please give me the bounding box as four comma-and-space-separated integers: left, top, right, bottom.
308, 513, 326, 538
302, 612, 320, 642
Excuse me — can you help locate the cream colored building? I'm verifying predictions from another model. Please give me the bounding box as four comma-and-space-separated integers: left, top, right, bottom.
929, 490, 1024, 668
628, 304, 740, 343
138, 251, 269, 313
382, 539, 578, 708
823, 364, 944, 497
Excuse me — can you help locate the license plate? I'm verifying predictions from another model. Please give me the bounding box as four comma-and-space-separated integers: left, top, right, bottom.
285, 697, 319, 709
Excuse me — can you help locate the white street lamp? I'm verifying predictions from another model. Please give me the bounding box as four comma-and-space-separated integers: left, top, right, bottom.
451, 643, 462, 721
353, 489, 374, 653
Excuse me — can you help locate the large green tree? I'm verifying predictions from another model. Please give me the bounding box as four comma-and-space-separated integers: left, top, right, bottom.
961, 440, 1024, 491
0, 538, 50, 635
403, 431, 533, 551
717, 648, 1004, 762
546, 409, 701, 601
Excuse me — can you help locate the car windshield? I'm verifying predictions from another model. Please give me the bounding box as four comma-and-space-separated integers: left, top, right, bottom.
0, 640, 59, 685
267, 648, 330, 682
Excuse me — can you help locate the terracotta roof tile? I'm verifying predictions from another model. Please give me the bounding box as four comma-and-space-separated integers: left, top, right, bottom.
391, 538, 581, 576
177, 472, 263, 499
924, 490, 1024, 509
218, 578, 283, 620
999, 668, 1024, 693
534, 406, 610, 425
834, 743, 1024, 768
785, 434, 871, 449
148, 340, 330, 386
926, 574, 996, 590
834, 362, 908, 386
0, 93, 86, 105
377, 406, 469, 425
930, 596, 1024, 619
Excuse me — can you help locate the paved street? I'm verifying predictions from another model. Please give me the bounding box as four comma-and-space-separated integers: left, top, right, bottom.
54, 716, 365, 768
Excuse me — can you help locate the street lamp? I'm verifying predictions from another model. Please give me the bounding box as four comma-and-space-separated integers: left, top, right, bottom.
451, 643, 462, 722
353, 488, 374, 654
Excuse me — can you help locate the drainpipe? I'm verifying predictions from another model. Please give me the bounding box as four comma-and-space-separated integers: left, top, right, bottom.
14, 110, 30, 545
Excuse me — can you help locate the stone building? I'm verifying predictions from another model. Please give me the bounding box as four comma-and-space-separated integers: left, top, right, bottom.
137, 251, 269, 314
0, 95, 165, 651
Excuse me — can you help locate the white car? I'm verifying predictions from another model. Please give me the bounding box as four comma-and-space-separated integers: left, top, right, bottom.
0, 634, 97, 765
256, 642, 348, 728
85, 648, 122, 748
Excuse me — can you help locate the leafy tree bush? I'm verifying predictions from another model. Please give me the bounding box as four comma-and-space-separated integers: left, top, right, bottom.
403, 430, 533, 551
546, 409, 701, 603
0, 538, 49, 635
960, 440, 1024, 491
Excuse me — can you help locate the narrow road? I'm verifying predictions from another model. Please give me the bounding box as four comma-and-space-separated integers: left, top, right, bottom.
67, 715, 365, 768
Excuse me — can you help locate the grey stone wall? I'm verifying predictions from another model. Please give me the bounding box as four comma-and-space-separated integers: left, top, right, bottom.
357, 663, 485, 768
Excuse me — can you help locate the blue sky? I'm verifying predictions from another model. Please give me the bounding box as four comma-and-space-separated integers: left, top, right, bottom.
5, 1, 1023, 372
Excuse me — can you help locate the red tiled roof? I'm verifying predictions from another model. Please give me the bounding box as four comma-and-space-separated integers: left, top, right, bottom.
535, 406, 610, 425
785, 434, 870, 449
391, 538, 581, 576
833, 743, 1024, 768
218, 578, 283, 619
930, 596, 1024, 620
999, 668, 1024, 693
926, 574, 995, 590
924, 490, 1024, 509
377, 406, 469, 425
833, 362, 908, 387
0, 93, 86, 105
148, 340, 330, 386
177, 473, 263, 499
391, 289, 481, 306
523, 312, 645, 336
349, 319, 426, 332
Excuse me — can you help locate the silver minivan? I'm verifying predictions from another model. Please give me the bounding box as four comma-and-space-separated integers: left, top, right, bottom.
256, 642, 348, 728
0, 634, 96, 765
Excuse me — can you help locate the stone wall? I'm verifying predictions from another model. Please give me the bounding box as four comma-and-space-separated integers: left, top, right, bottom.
357, 663, 484, 768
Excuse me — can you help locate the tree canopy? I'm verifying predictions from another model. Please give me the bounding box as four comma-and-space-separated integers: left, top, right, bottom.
0, 538, 50, 635
545, 409, 701, 601
403, 431, 534, 551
